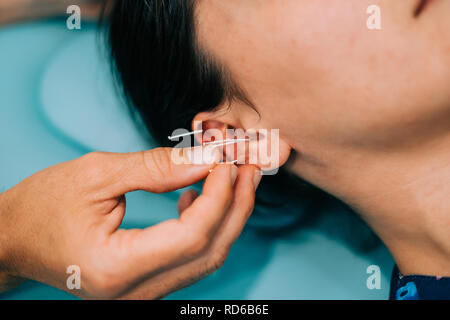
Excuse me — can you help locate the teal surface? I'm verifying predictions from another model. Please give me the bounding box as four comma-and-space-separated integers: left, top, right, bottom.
0, 20, 394, 300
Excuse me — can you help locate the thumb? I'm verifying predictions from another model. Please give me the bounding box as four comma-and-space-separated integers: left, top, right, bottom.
95, 147, 221, 197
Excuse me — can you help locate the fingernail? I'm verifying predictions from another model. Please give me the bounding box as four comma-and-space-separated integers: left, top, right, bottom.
253, 169, 262, 191
231, 165, 238, 186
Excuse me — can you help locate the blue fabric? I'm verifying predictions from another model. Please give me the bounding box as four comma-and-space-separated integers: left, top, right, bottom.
390, 266, 450, 300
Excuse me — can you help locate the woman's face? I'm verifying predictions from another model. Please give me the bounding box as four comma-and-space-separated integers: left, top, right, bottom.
195, 0, 450, 165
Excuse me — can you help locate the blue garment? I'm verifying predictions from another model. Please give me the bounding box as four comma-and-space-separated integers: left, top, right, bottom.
390, 265, 450, 300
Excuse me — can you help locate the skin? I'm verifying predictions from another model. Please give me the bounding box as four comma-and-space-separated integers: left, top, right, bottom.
1, 0, 447, 297
194, 0, 450, 276
0, 148, 261, 298
0, 0, 102, 25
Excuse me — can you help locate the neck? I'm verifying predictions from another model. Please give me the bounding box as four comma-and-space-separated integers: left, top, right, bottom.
289, 130, 450, 276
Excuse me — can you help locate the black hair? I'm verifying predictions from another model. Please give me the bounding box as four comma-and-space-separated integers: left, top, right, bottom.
102, 0, 381, 251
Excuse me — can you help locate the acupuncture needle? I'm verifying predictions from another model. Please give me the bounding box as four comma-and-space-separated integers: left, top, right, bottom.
168, 130, 203, 141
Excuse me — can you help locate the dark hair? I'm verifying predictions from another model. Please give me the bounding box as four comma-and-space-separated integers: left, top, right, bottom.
102, 0, 380, 251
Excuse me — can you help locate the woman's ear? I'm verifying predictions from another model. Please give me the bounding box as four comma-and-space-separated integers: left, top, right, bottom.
192, 111, 292, 173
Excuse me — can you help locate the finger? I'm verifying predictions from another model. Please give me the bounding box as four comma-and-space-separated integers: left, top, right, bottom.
86, 146, 220, 198
112, 164, 238, 284
118, 260, 208, 300
177, 164, 238, 239
177, 190, 199, 214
